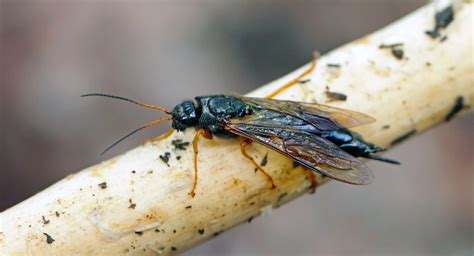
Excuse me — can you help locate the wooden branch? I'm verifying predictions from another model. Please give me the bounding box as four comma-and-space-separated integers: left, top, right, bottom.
1, 1, 473, 255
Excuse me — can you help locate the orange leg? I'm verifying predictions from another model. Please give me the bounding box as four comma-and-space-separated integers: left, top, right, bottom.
303, 168, 318, 194
144, 129, 176, 144
265, 52, 320, 99
190, 129, 212, 197
240, 139, 276, 189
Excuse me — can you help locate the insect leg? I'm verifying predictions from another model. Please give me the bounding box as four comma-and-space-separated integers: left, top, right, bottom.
240, 139, 276, 189
190, 129, 213, 197
144, 129, 176, 144
302, 167, 318, 194
265, 52, 320, 99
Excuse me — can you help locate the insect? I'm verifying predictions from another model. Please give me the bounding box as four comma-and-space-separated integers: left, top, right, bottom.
82, 54, 399, 197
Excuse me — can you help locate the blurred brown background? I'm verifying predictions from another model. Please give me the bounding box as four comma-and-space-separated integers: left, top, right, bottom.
1, 1, 472, 255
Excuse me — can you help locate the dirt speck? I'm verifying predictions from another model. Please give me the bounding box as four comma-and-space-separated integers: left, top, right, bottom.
325, 91, 347, 101
233, 178, 241, 186
43, 233, 55, 244
42, 216, 50, 225
327, 63, 341, 68
445, 96, 464, 122
260, 153, 268, 166
159, 152, 171, 166
171, 139, 190, 150
128, 198, 136, 209
98, 182, 107, 189
426, 5, 454, 40
379, 43, 404, 60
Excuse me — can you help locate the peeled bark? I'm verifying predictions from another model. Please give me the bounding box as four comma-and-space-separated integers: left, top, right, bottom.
1, 1, 473, 255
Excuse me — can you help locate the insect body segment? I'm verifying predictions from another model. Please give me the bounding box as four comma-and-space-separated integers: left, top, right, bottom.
173, 96, 253, 137
321, 128, 399, 164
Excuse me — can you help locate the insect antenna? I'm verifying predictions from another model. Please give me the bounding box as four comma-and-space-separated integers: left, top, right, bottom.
365, 154, 400, 165
81, 93, 173, 114
100, 117, 173, 155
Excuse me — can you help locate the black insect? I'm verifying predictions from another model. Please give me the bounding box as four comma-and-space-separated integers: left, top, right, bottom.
82, 55, 399, 197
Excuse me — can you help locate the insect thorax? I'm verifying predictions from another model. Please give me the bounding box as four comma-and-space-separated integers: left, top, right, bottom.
198, 95, 252, 136
172, 95, 252, 137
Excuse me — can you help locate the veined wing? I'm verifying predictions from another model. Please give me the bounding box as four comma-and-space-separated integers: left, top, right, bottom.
237, 96, 375, 129
225, 124, 374, 185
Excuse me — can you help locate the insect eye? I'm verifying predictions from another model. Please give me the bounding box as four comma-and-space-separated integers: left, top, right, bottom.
173, 101, 198, 127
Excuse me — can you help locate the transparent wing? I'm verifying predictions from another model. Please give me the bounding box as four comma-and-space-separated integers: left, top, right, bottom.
225, 123, 374, 185
237, 96, 375, 129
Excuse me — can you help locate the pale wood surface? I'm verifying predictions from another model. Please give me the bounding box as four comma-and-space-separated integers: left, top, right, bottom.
1, 1, 473, 255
